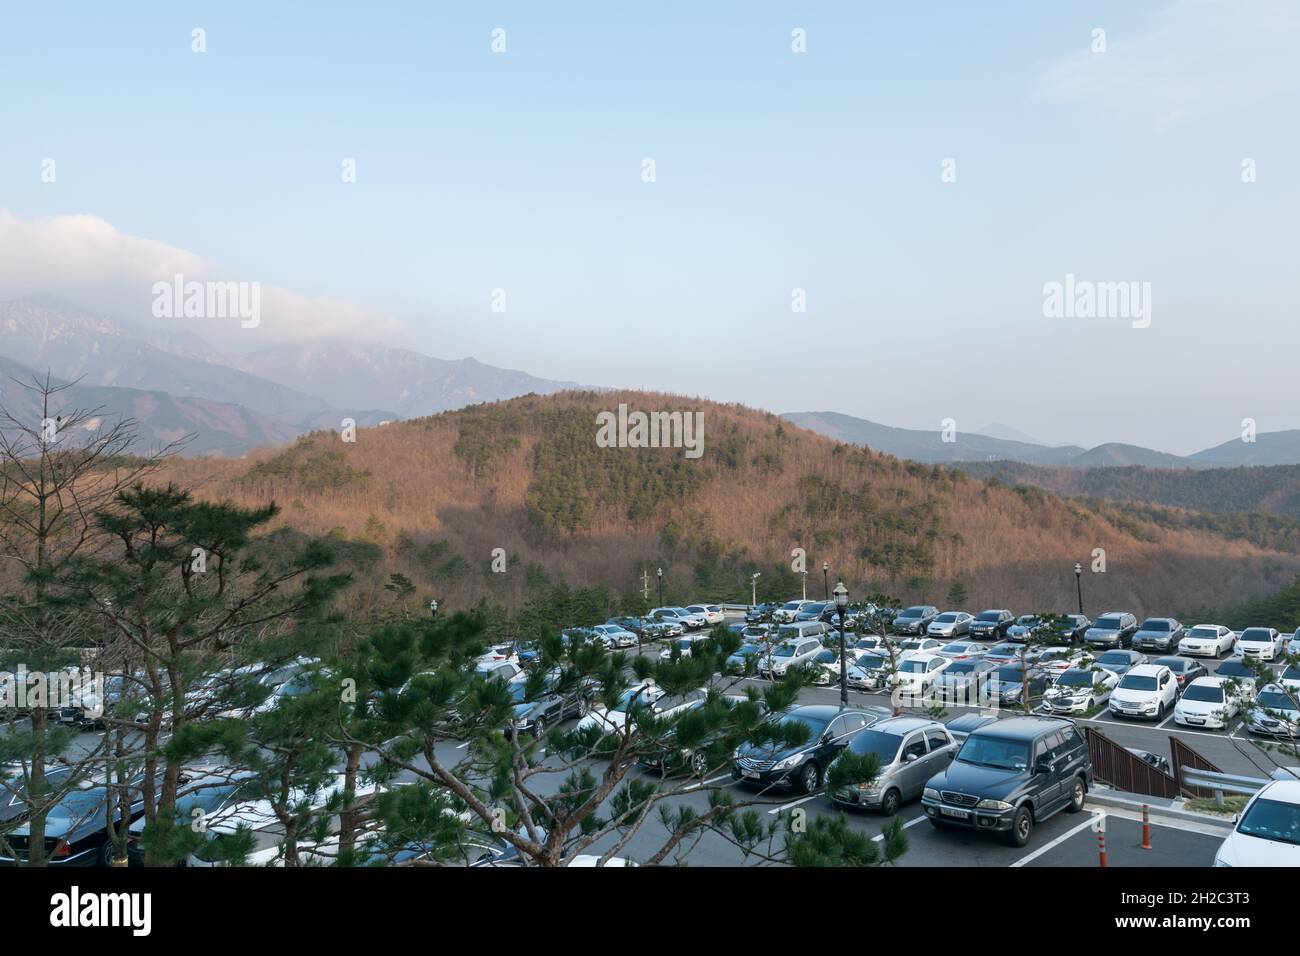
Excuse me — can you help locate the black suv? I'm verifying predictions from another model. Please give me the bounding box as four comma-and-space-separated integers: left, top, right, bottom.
920, 716, 1092, 847
733, 704, 891, 793
968, 609, 1014, 641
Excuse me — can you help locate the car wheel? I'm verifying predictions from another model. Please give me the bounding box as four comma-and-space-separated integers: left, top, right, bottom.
578, 697, 590, 716
1067, 777, 1086, 813
98, 840, 119, 867
880, 788, 901, 816
690, 751, 710, 778
1007, 806, 1034, 847
532, 717, 546, 739
1086, 697, 1095, 710
798, 762, 821, 793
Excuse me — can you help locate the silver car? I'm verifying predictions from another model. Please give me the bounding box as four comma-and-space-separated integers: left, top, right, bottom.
830, 717, 957, 815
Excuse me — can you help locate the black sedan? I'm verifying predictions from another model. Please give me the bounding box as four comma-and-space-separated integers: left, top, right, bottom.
733, 705, 890, 793
1, 768, 147, 867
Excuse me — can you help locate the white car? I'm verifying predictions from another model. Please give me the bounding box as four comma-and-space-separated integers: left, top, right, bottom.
936, 641, 988, 661
1280, 663, 1300, 695
658, 634, 713, 661
1173, 677, 1241, 730
1234, 627, 1284, 662
897, 637, 944, 659
476, 643, 519, 665
887, 652, 950, 694
685, 604, 725, 626
772, 600, 815, 623
1034, 646, 1091, 679
926, 611, 973, 639
590, 624, 638, 648
649, 607, 707, 630
761, 637, 825, 678
1108, 663, 1178, 721
1045, 667, 1117, 714
474, 659, 524, 682
576, 684, 706, 734
1178, 624, 1236, 658
1214, 779, 1300, 866
1247, 684, 1300, 738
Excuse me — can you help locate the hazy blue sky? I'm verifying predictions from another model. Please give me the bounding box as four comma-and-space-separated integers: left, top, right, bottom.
2, 1, 1297, 452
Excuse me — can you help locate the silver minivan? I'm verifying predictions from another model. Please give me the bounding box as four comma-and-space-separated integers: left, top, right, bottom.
762, 636, 824, 677
829, 717, 956, 815
777, 621, 829, 643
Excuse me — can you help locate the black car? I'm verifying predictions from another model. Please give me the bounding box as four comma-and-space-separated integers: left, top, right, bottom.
1131, 618, 1185, 653
921, 716, 1092, 847
968, 610, 1014, 641
891, 606, 939, 636
745, 603, 777, 623
1153, 656, 1208, 691
986, 665, 1051, 707
1043, 614, 1091, 644
1, 767, 150, 867
505, 674, 598, 738
733, 705, 891, 793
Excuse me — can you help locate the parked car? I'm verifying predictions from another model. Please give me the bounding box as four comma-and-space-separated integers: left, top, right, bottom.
505, 674, 599, 738
944, 711, 1000, 743
984, 642, 1034, 666
794, 600, 835, 623
1131, 617, 1185, 653
1034, 646, 1090, 679
830, 718, 956, 815
808, 648, 848, 686
887, 653, 950, 697
643, 612, 685, 638
936, 640, 988, 661
590, 623, 639, 648
921, 715, 1092, 847
1006, 615, 1045, 642
1108, 664, 1178, 721
650, 606, 707, 630
733, 705, 889, 792
473, 659, 523, 683
1173, 677, 1241, 731
853, 634, 888, 652
1213, 779, 1300, 866
987, 665, 1050, 706
846, 653, 892, 690
0, 767, 150, 866
724, 642, 768, 673
891, 605, 939, 635
576, 683, 707, 735
897, 637, 944, 657
1044, 667, 1117, 714
1153, 656, 1208, 690
1215, 659, 1261, 699
126, 770, 260, 865
1235, 627, 1284, 662
1092, 648, 1146, 679
772, 600, 815, 623
1280, 662, 1300, 694
776, 621, 830, 645
933, 658, 997, 705
760, 636, 825, 678
1084, 612, 1138, 649
745, 603, 777, 623
1053, 614, 1092, 644
658, 634, 714, 661
685, 604, 726, 626
968, 609, 1014, 641
927, 611, 973, 639
1247, 684, 1300, 738
1179, 624, 1236, 658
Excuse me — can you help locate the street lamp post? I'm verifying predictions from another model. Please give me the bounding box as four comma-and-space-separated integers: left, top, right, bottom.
751, 572, 761, 608
657, 567, 663, 607
1074, 563, 1084, 615
834, 581, 850, 707
822, 561, 829, 601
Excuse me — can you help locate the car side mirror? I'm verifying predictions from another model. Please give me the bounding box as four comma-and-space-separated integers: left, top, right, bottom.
1033, 758, 1052, 775
904, 753, 918, 763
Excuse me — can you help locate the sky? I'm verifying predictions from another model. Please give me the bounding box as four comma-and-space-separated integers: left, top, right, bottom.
1, 1, 1298, 454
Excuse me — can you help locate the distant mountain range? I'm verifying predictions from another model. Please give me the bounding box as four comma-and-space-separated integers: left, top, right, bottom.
0, 298, 579, 456
783, 410, 1300, 469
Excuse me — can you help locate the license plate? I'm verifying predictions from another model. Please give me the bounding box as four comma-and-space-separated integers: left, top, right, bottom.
1184, 716, 1204, 725
940, 806, 970, 819
742, 769, 759, 779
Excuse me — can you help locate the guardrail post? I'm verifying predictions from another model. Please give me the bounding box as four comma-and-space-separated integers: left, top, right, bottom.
1097, 828, 1108, 868
1141, 804, 1151, 850
1214, 789, 1224, 808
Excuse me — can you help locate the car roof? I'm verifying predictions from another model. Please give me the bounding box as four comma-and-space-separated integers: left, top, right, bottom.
1259, 780, 1300, 804
1186, 676, 1229, 688
870, 716, 942, 735
971, 715, 1073, 740
789, 704, 872, 721
1126, 663, 1167, 677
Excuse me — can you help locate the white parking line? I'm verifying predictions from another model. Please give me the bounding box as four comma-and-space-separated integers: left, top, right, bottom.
1009, 812, 1104, 868
768, 793, 820, 815
873, 813, 926, 842
683, 774, 733, 792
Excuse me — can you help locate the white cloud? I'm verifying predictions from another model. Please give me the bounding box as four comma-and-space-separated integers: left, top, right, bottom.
1037, 0, 1300, 127
0, 210, 409, 349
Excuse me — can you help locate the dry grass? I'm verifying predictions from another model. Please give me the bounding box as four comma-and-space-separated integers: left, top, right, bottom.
150, 391, 1300, 614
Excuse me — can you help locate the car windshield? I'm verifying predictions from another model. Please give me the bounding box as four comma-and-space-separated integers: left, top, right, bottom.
898, 609, 922, 619
676, 639, 693, 650
858, 654, 888, 670
1256, 691, 1297, 712
1140, 620, 1170, 631
1118, 674, 1157, 691
779, 713, 829, 738
814, 650, 836, 663
1098, 652, 1130, 666
900, 659, 928, 673
1182, 684, 1224, 703
1241, 629, 1272, 642
946, 661, 977, 674
935, 613, 958, 623
848, 730, 903, 762
782, 602, 802, 611
976, 612, 1002, 621
1057, 670, 1092, 688
1283, 666, 1300, 681
1237, 797, 1300, 846
994, 667, 1025, 682
1094, 617, 1123, 629
774, 644, 798, 658
990, 644, 1018, 656
1218, 663, 1251, 678
1016, 616, 1038, 626
614, 687, 654, 711
1189, 627, 1219, 638
734, 644, 759, 656
956, 735, 1030, 772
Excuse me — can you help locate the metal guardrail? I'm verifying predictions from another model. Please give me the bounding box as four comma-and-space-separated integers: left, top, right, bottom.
1180, 767, 1269, 803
